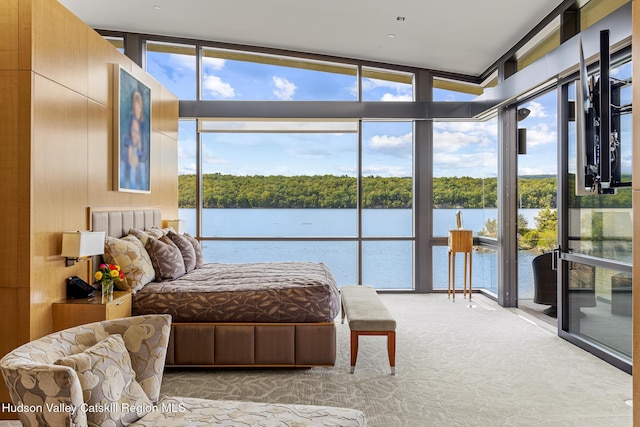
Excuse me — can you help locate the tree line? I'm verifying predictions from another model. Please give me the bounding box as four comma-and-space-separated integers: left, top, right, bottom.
178, 173, 631, 209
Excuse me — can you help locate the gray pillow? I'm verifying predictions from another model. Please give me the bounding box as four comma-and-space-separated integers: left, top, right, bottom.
144, 235, 186, 281
183, 233, 204, 268
167, 231, 197, 272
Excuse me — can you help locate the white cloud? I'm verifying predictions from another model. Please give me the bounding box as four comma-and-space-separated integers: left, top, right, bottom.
290, 146, 331, 159
518, 164, 557, 175
361, 78, 403, 91
202, 75, 235, 98
433, 131, 482, 153
200, 144, 231, 173
522, 101, 546, 118
361, 78, 412, 101
179, 162, 197, 175
202, 153, 229, 166
169, 53, 197, 71
381, 93, 413, 101
433, 120, 497, 153
620, 153, 632, 173
338, 164, 409, 177
367, 133, 412, 158
272, 76, 296, 100
202, 56, 226, 71
524, 123, 557, 148
177, 139, 197, 175
434, 120, 497, 138
432, 121, 499, 177
177, 144, 190, 161
362, 164, 411, 177
433, 152, 497, 178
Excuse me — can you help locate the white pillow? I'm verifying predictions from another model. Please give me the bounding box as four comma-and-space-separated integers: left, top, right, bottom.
103, 235, 155, 293
55, 334, 152, 426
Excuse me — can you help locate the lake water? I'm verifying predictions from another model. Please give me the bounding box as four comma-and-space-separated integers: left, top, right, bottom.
179, 208, 543, 299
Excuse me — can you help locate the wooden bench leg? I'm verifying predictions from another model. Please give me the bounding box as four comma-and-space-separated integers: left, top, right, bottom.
469, 251, 472, 301
351, 330, 396, 375
350, 330, 358, 374
388, 331, 396, 375
447, 249, 451, 299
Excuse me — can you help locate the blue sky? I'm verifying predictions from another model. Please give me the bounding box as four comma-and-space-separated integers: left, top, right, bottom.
146, 49, 631, 180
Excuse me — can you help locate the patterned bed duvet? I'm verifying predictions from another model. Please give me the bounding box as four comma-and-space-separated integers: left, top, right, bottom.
132, 261, 341, 323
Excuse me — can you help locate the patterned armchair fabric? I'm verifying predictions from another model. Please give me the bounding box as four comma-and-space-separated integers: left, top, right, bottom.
0, 314, 171, 427
1, 313, 366, 427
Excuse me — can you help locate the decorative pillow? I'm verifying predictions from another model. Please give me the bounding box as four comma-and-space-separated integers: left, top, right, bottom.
128, 228, 154, 247
145, 235, 186, 281
54, 334, 152, 427
183, 232, 204, 268
145, 227, 174, 239
167, 231, 197, 272
103, 235, 155, 293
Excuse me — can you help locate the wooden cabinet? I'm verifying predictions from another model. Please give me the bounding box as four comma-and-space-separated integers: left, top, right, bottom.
53, 291, 132, 331
447, 229, 473, 300
448, 229, 473, 253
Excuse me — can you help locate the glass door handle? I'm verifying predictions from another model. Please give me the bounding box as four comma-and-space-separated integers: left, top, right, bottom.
551, 247, 560, 271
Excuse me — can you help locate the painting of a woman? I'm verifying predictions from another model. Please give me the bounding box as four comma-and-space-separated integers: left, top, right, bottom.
117, 67, 151, 193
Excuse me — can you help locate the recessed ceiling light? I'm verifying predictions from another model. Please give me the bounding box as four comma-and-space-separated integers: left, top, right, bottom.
388, 33, 396, 38
153, 5, 161, 10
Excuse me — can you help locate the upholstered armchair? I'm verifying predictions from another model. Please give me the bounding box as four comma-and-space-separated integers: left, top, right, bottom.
1, 315, 171, 426
1, 314, 367, 426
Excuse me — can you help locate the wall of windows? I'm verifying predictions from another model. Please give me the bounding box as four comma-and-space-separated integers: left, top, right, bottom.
431, 118, 499, 294
184, 119, 414, 289
201, 48, 358, 101
431, 82, 499, 294
139, 34, 423, 289
141, 35, 499, 291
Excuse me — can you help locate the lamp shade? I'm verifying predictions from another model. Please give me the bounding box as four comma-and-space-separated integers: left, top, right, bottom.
61, 231, 105, 258
165, 219, 185, 234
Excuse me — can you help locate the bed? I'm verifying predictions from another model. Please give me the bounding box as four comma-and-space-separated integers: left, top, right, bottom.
89, 207, 339, 368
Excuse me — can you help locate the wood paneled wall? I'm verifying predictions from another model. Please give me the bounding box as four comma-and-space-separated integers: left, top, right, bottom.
0, 0, 178, 417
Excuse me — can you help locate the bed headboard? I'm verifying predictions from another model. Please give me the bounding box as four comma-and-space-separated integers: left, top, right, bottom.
90, 208, 162, 238
88, 208, 162, 273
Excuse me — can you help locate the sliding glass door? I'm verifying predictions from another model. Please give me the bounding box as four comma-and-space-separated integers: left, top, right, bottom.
558, 55, 632, 372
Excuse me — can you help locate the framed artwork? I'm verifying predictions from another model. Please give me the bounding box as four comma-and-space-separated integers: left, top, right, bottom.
114, 65, 152, 193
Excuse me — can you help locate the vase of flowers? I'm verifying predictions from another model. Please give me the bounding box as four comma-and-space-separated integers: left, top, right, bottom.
94, 263, 125, 301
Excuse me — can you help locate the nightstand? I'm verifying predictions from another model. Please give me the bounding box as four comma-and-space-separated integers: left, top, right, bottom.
53, 291, 132, 331
447, 229, 473, 300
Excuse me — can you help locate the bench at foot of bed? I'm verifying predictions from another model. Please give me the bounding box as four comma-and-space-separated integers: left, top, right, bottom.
340, 285, 397, 375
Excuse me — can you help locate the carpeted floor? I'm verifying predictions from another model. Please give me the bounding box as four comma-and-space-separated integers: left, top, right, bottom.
160, 293, 632, 427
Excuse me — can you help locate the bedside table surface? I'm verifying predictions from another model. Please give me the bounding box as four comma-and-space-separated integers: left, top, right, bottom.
53, 291, 132, 331
56, 291, 130, 305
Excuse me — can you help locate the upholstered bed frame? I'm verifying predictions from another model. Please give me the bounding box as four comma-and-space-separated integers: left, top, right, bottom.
89, 207, 336, 368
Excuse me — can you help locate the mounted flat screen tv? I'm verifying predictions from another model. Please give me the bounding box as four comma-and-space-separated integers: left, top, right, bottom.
575, 30, 632, 195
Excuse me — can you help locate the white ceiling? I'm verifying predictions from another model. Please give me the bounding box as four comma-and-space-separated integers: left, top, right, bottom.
58, 0, 565, 76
